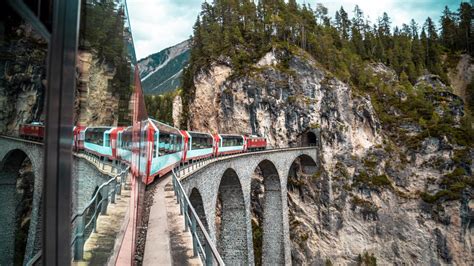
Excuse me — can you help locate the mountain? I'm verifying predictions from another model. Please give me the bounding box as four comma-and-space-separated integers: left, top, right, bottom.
169, 0, 474, 264
138, 40, 190, 95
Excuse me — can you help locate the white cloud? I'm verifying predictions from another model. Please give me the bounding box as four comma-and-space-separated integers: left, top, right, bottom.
127, 0, 461, 60
127, 0, 203, 60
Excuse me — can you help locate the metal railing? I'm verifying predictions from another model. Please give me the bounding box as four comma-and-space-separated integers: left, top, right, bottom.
25, 250, 41, 266
70, 165, 130, 261
171, 168, 225, 266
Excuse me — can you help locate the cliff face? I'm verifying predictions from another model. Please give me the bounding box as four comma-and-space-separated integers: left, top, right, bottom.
181, 48, 473, 264
75, 51, 120, 126
186, 50, 380, 154
0, 24, 47, 135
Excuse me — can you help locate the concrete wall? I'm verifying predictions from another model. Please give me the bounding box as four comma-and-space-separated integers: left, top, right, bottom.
180, 147, 317, 265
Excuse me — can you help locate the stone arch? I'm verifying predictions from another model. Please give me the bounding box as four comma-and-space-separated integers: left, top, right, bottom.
288, 154, 318, 179
0, 149, 35, 265
189, 187, 209, 250
251, 159, 284, 265
215, 168, 248, 264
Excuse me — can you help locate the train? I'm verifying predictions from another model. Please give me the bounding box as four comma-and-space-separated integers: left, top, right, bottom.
20, 118, 267, 184
19, 122, 45, 141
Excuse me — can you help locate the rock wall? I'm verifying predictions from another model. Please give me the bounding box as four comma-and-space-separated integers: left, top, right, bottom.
448, 54, 473, 104
172, 94, 182, 127
185, 49, 473, 264
75, 51, 120, 126
0, 24, 47, 135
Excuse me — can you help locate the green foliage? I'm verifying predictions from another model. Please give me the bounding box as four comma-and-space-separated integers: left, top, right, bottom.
144, 90, 180, 125
251, 219, 263, 266
357, 252, 377, 266
354, 172, 392, 190
421, 166, 472, 204
79, 0, 133, 125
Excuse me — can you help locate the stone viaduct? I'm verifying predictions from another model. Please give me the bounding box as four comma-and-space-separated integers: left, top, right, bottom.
179, 147, 318, 265
0, 136, 112, 265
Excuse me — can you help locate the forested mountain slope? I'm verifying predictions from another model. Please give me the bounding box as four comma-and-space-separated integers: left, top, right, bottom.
167, 1, 473, 264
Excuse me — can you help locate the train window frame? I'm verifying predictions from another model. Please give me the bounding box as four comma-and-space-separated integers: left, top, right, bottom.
154, 132, 158, 158
104, 132, 110, 147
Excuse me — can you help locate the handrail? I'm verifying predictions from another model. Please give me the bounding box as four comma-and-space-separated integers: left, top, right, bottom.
70, 158, 130, 261
25, 250, 41, 266
171, 168, 225, 266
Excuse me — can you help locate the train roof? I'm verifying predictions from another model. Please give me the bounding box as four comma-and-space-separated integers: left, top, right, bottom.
218, 134, 244, 138
149, 119, 181, 134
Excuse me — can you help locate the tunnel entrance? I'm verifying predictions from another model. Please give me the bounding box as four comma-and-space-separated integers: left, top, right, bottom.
0, 149, 35, 265
299, 131, 317, 147
251, 160, 284, 265
215, 168, 248, 264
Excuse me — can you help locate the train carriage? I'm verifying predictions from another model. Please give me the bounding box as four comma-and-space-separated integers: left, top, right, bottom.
73, 125, 86, 151
19, 122, 44, 141
181, 130, 214, 162
84, 126, 115, 159
117, 126, 133, 163
146, 119, 184, 184
245, 135, 267, 151
213, 134, 245, 156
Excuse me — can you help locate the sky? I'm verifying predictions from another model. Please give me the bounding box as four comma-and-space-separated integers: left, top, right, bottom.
127, 0, 465, 60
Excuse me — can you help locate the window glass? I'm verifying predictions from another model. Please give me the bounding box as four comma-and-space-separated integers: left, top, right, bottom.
0, 2, 50, 264
190, 132, 213, 149
222, 136, 243, 147
85, 128, 110, 146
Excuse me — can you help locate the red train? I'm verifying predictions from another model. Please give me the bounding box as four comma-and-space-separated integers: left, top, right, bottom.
19, 119, 268, 184
19, 122, 44, 141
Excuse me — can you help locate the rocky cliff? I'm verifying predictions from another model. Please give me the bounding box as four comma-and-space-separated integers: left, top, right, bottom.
75, 51, 120, 126
179, 48, 473, 265
0, 24, 47, 135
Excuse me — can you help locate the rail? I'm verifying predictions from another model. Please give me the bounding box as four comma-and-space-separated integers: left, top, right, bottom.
25, 250, 41, 266
70, 165, 130, 261
171, 168, 225, 266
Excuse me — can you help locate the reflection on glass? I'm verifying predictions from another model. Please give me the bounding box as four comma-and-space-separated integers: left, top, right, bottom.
0, 2, 48, 265
71, 0, 148, 265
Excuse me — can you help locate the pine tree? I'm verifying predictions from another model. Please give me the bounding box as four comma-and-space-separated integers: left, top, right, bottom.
458, 2, 473, 55
440, 6, 457, 51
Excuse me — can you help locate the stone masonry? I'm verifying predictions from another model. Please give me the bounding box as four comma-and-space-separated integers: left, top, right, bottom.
179, 147, 317, 265
0, 137, 111, 265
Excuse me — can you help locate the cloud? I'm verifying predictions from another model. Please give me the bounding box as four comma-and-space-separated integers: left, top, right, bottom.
127, 0, 204, 59
127, 0, 462, 60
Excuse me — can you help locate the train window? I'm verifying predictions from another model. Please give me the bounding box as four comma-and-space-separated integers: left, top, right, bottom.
85, 128, 109, 146
190, 132, 212, 150
140, 128, 147, 158
104, 133, 110, 147
159, 132, 170, 155
222, 136, 243, 147
176, 134, 182, 152
153, 132, 158, 158
122, 129, 132, 151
